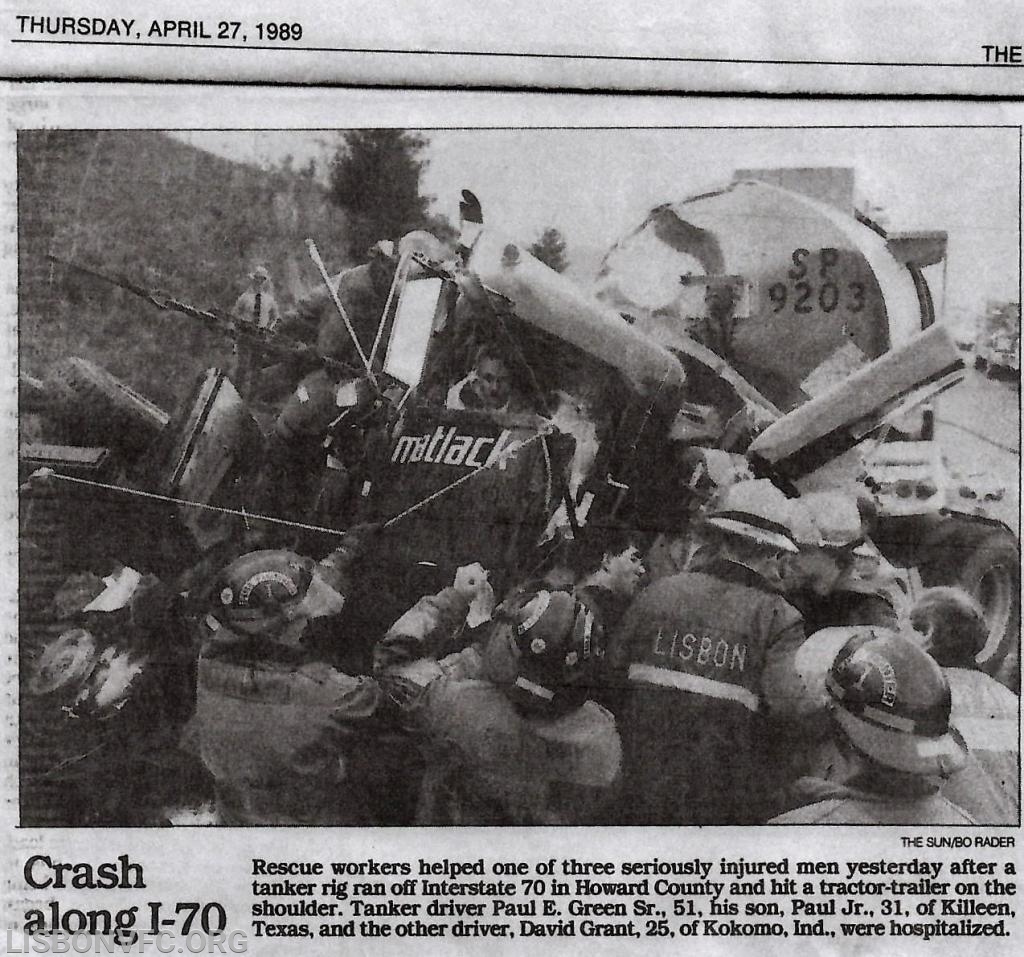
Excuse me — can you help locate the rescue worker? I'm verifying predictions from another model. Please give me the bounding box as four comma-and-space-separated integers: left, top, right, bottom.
230, 265, 281, 399
909, 587, 1019, 825
249, 372, 381, 551
28, 620, 199, 824
280, 243, 392, 373
764, 492, 901, 796
610, 478, 808, 825
249, 232, 446, 542
375, 586, 621, 825
782, 491, 898, 634
192, 532, 403, 824
255, 237, 396, 401
279, 230, 444, 374
769, 628, 976, 824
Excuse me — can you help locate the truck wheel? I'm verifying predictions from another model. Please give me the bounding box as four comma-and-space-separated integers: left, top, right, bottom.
47, 358, 169, 460
962, 532, 1020, 686
921, 527, 1020, 688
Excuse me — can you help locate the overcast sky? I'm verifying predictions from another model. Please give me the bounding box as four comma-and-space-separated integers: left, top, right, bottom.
176, 127, 1019, 320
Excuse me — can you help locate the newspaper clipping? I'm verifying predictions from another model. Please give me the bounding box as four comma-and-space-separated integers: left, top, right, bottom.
4, 0, 1024, 94
2, 85, 1021, 955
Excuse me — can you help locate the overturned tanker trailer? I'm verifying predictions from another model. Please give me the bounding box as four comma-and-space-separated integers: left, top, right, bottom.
594, 167, 1019, 684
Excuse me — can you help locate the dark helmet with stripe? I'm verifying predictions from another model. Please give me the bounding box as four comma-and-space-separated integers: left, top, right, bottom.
826, 628, 968, 777
497, 589, 604, 717
212, 550, 315, 637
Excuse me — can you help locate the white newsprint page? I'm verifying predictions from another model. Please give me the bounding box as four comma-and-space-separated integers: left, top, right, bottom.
1, 0, 1023, 94
1, 86, 1022, 956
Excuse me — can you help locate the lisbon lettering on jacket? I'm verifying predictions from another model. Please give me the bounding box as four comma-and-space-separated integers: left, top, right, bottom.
651, 627, 748, 673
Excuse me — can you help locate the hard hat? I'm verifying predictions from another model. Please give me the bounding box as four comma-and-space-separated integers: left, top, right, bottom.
797, 491, 864, 549
705, 479, 798, 553
212, 550, 314, 636
398, 230, 445, 262
497, 589, 604, 717
825, 628, 968, 777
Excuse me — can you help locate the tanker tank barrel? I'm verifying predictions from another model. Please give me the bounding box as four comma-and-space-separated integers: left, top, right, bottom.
747, 325, 964, 482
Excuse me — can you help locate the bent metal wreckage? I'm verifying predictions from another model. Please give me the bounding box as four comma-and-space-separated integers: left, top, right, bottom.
17, 158, 1020, 828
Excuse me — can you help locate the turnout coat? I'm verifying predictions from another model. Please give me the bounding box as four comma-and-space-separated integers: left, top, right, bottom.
610, 558, 806, 824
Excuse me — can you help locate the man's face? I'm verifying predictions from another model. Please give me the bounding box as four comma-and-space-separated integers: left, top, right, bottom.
473, 357, 512, 408
755, 549, 784, 588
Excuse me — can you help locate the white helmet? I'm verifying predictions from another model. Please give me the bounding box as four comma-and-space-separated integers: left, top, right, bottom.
705, 479, 798, 553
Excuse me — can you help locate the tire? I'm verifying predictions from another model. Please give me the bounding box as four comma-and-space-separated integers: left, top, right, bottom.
921, 525, 1020, 689
46, 357, 169, 460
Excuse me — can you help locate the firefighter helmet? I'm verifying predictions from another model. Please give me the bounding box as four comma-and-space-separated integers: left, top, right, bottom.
29, 627, 99, 696
826, 628, 968, 777
705, 479, 798, 553
212, 550, 315, 636
29, 628, 146, 717
496, 589, 604, 717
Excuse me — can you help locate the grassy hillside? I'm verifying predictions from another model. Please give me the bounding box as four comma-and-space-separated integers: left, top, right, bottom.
18, 130, 355, 410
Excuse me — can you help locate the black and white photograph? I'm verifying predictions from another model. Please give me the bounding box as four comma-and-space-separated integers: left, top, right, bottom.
15, 122, 1020, 832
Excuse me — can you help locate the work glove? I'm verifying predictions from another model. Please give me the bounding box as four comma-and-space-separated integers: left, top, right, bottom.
319, 522, 383, 573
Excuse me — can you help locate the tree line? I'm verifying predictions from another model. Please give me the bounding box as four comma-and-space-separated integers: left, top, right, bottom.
329, 130, 569, 271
